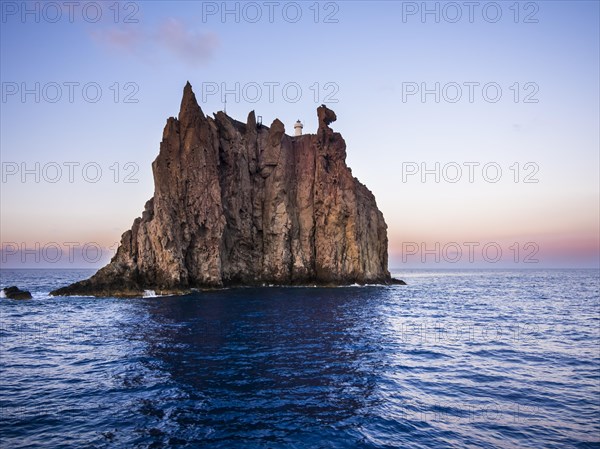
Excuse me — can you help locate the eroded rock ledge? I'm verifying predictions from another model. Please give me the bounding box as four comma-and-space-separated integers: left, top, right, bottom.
51, 82, 403, 297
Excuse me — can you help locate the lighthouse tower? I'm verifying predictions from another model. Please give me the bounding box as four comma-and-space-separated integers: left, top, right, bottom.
294, 120, 303, 136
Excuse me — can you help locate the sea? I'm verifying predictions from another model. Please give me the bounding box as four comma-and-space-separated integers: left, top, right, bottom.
0, 268, 598, 448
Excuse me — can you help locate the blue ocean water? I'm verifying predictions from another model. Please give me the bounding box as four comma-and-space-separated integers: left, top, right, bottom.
0, 269, 598, 448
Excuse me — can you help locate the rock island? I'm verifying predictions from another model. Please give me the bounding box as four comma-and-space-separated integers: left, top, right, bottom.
52, 82, 403, 297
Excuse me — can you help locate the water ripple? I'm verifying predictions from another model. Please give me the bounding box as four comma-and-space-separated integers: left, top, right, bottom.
1, 269, 599, 448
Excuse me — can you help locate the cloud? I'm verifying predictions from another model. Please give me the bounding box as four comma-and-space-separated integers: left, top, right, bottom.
91, 27, 144, 53
90, 18, 219, 67
157, 18, 219, 66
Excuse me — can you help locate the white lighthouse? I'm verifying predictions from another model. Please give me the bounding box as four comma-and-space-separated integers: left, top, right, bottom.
294, 120, 303, 136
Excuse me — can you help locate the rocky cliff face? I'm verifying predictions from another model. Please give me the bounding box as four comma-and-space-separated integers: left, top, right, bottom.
52, 82, 400, 297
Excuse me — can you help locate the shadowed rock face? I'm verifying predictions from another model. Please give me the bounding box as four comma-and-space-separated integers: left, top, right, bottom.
52, 82, 400, 297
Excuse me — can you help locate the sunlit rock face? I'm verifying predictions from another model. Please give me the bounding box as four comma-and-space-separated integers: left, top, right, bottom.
52, 82, 398, 297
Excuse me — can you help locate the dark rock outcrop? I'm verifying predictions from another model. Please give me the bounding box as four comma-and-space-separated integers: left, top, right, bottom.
51, 82, 401, 297
2, 286, 32, 299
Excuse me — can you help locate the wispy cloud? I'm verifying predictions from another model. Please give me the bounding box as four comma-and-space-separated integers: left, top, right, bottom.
90, 18, 219, 67
158, 18, 219, 65
92, 27, 144, 53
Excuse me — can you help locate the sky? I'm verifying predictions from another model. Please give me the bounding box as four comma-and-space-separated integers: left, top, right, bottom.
0, 0, 598, 269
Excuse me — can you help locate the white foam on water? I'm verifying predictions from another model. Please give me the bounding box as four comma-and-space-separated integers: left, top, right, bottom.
143, 290, 157, 298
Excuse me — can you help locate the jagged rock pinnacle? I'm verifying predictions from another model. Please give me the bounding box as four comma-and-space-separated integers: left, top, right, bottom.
179, 80, 204, 127
317, 104, 337, 129
51, 83, 400, 297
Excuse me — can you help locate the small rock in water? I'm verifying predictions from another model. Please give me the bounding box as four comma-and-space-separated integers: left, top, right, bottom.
2, 286, 32, 300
